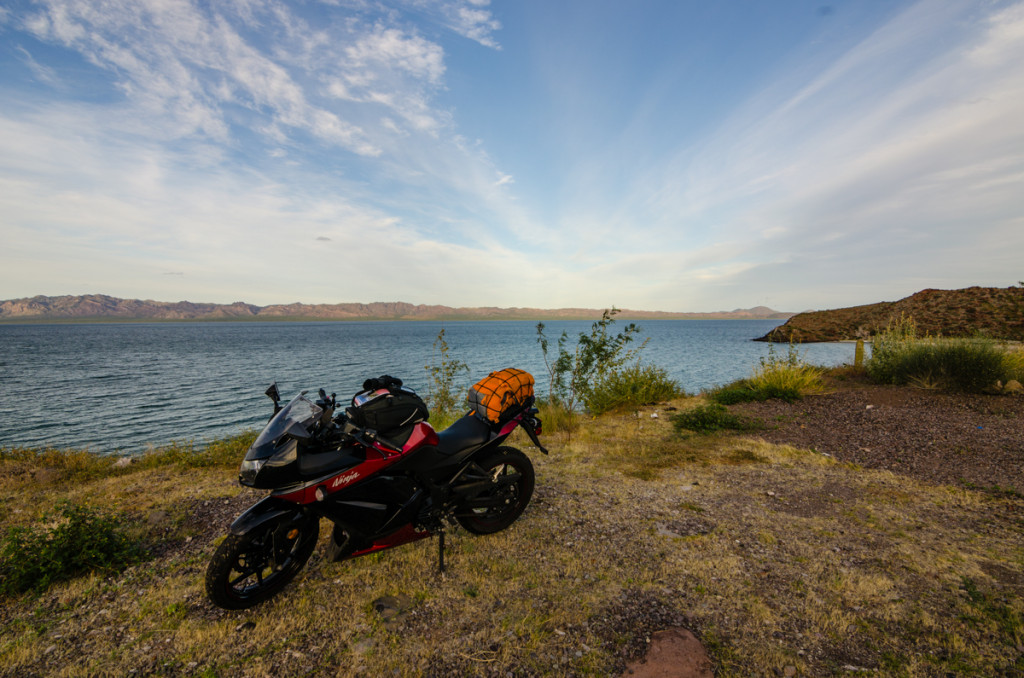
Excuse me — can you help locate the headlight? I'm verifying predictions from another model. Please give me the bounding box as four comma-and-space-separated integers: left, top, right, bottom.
239, 458, 264, 486
265, 438, 298, 467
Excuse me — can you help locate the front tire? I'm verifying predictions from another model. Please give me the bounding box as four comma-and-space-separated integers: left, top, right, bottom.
205, 515, 319, 610
455, 446, 535, 535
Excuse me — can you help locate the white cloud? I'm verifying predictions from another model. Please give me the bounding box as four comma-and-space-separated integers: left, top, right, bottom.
550, 0, 1024, 310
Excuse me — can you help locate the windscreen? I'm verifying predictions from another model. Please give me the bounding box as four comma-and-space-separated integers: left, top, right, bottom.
246, 394, 322, 459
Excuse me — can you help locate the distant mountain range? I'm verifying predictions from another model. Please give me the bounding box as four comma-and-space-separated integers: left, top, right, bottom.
0, 294, 793, 322
758, 286, 1024, 342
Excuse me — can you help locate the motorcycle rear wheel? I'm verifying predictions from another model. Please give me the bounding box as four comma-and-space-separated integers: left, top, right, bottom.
455, 446, 535, 535
205, 516, 319, 610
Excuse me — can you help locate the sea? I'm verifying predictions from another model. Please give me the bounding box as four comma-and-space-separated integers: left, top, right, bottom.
0, 320, 859, 454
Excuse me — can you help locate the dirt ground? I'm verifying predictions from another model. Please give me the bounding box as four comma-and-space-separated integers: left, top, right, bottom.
731, 379, 1024, 493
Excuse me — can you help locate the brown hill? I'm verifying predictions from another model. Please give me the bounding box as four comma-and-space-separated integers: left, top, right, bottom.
0, 294, 793, 322
757, 286, 1024, 342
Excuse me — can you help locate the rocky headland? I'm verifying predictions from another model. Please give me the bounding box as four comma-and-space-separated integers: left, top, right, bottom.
758, 285, 1024, 342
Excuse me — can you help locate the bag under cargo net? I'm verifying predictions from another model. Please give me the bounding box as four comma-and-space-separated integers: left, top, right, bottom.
467, 368, 535, 424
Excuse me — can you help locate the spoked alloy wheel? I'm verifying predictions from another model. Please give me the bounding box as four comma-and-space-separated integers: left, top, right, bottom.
456, 446, 535, 535
205, 515, 319, 610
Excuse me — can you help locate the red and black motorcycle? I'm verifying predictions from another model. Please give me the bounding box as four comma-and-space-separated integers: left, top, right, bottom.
205, 370, 547, 609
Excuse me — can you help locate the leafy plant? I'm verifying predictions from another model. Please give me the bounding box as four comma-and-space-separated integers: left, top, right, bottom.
671, 403, 757, 435
587, 363, 682, 415
424, 328, 470, 426
0, 501, 147, 595
536, 307, 647, 413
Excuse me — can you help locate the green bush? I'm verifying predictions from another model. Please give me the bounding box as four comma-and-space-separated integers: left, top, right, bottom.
867, 316, 1017, 392
0, 501, 147, 595
587, 363, 683, 415
671, 403, 757, 435
708, 343, 823, 404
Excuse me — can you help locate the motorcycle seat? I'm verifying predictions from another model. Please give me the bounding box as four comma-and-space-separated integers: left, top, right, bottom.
436, 412, 492, 456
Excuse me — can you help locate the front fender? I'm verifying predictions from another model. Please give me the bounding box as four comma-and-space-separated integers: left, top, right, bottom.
229, 496, 307, 536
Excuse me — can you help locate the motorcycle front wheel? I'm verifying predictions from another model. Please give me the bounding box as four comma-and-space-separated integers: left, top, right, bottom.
205, 515, 319, 610
455, 446, 535, 535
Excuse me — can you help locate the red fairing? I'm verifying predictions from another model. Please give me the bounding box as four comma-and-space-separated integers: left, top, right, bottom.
273, 422, 440, 504
273, 453, 398, 503
498, 413, 522, 437
346, 523, 431, 559
401, 422, 439, 451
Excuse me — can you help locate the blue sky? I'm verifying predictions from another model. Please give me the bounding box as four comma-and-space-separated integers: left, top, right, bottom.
1, 0, 1022, 312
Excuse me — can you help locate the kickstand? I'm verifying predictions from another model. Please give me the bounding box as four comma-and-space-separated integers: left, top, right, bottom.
437, 528, 446, 573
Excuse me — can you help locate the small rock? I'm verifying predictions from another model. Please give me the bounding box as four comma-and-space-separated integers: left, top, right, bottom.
352, 639, 374, 655
235, 621, 256, 632
783, 666, 797, 677
113, 456, 134, 468
1004, 379, 1023, 395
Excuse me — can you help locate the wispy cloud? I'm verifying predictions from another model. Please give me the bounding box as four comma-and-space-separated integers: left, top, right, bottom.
545, 0, 1024, 309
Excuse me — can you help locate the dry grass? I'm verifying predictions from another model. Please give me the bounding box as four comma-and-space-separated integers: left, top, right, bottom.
1, 398, 1022, 676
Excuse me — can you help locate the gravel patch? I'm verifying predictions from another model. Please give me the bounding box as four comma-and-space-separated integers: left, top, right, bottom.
732, 383, 1024, 492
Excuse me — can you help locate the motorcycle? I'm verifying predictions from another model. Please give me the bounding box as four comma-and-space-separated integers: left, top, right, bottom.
205, 371, 547, 610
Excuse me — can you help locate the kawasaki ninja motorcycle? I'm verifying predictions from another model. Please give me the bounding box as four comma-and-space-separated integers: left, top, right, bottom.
205, 371, 546, 610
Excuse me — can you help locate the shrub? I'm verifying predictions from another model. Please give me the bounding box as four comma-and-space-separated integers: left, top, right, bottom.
0, 501, 147, 595
671, 403, 757, 435
867, 316, 1016, 392
587, 363, 683, 415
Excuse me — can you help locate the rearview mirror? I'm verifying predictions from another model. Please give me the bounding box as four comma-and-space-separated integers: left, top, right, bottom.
265, 382, 281, 414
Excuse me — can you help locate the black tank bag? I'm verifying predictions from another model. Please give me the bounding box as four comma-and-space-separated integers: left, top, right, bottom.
346, 375, 429, 446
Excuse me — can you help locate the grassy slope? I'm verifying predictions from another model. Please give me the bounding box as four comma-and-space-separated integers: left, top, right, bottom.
1, 401, 1021, 677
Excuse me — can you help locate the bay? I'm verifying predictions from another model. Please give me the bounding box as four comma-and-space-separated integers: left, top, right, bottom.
0, 319, 858, 454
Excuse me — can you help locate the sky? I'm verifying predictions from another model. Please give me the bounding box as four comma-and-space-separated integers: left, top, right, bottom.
1, 0, 1022, 313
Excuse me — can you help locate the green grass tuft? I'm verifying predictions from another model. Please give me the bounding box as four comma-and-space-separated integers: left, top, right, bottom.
708, 342, 825, 404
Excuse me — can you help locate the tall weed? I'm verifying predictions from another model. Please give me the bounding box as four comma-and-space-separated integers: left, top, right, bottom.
424, 328, 470, 424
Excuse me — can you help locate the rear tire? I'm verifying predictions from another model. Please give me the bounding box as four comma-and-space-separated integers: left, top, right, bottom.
205, 515, 319, 610
455, 446, 535, 535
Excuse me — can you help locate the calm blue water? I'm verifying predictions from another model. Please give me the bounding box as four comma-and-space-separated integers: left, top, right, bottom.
0, 320, 858, 454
